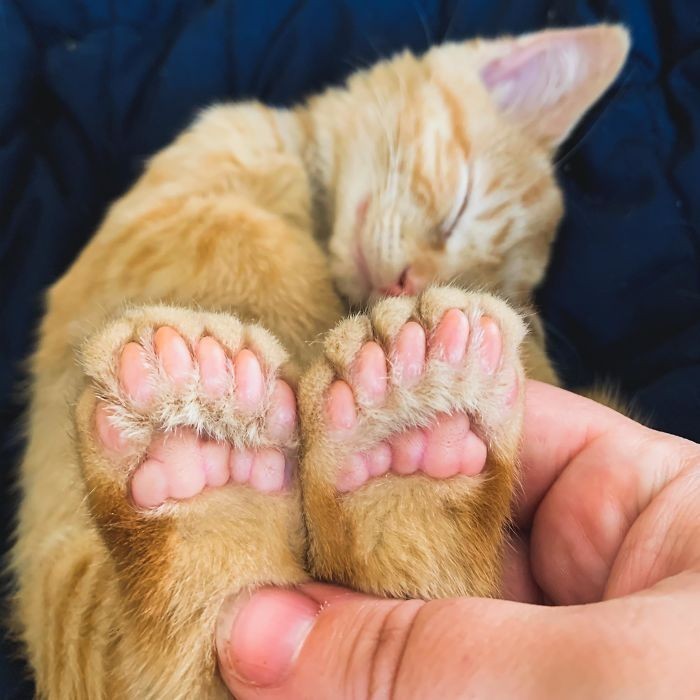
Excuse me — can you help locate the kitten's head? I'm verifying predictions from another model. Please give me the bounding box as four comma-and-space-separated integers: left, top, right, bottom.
321, 25, 629, 305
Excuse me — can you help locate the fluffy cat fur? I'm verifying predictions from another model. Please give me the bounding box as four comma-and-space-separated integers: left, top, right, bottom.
10, 25, 629, 699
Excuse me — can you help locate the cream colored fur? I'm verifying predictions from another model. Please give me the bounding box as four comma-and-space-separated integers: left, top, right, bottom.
9, 25, 629, 699
300, 288, 526, 598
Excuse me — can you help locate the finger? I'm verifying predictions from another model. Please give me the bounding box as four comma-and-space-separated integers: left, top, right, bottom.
216, 584, 545, 699
516, 380, 628, 527
521, 382, 700, 604
216, 579, 700, 699
535, 428, 700, 602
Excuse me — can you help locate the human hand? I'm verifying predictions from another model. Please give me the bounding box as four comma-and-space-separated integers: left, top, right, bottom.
216, 380, 700, 698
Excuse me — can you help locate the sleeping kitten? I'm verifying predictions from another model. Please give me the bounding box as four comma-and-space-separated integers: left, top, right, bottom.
11, 25, 629, 698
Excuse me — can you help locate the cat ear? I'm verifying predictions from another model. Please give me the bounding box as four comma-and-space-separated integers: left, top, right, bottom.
480, 25, 630, 148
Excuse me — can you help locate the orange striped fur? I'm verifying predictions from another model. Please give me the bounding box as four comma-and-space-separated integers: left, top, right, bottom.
10, 26, 629, 698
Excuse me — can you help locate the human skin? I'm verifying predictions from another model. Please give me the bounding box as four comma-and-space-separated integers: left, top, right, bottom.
216, 380, 700, 699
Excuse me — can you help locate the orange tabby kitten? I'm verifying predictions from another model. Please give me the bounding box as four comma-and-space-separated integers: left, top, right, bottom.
10, 25, 629, 698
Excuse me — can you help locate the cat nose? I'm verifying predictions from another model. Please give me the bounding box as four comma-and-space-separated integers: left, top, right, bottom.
380, 267, 417, 296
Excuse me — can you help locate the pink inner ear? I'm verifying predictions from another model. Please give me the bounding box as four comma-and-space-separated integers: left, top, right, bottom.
480, 38, 585, 116
479, 26, 629, 147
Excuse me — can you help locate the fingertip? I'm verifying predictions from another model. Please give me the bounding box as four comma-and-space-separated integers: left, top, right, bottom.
216, 588, 319, 690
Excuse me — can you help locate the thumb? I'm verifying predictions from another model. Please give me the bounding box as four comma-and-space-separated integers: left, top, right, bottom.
215, 582, 608, 699
215, 583, 418, 698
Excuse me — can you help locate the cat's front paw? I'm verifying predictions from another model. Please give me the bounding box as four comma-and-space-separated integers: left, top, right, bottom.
299, 286, 526, 599
74, 306, 306, 617
95, 326, 296, 506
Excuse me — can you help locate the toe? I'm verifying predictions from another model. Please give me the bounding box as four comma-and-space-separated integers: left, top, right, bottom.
390, 428, 427, 475
119, 342, 154, 407
154, 327, 193, 384
326, 380, 357, 434
196, 336, 230, 398
234, 349, 264, 412
201, 438, 231, 488
422, 413, 471, 479
393, 321, 426, 386
459, 431, 488, 476
337, 453, 370, 492
95, 402, 128, 453
430, 309, 469, 365
164, 461, 206, 501
131, 459, 169, 508
267, 380, 297, 442
366, 442, 392, 477
351, 342, 388, 406
249, 448, 285, 492
230, 449, 254, 484
150, 430, 206, 501
478, 317, 502, 374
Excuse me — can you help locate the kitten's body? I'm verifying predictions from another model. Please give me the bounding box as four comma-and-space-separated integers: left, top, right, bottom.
11, 26, 628, 698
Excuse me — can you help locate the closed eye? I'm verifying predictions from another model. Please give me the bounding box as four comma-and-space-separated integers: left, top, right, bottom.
441, 163, 473, 240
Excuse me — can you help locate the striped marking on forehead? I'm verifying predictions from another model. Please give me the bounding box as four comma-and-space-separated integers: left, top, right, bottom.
435, 80, 471, 159
405, 83, 471, 222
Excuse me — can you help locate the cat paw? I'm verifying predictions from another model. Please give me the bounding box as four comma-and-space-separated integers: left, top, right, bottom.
299, 286, 526, 598
94, 328, 296, 507
80, 307, 297, 509
74, 305, 306, 637
325, 311, 496, 490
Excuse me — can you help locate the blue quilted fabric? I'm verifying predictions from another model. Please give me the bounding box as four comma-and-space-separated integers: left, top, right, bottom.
1, 2, 698, 695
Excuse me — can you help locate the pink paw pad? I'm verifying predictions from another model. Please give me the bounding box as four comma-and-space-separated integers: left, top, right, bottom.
99, 329, 297, 508
351, 341, 388, 406
431, 309, 469, 364
196, 336, 229, 398
392, 321, 426, 385
335, 414, 487, 492
326, 311, 509, 493
118, 327, 268, 414
128, 430, 290, 508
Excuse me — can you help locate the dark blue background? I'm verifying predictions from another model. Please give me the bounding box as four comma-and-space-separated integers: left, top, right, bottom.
1, 1, 698, 695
